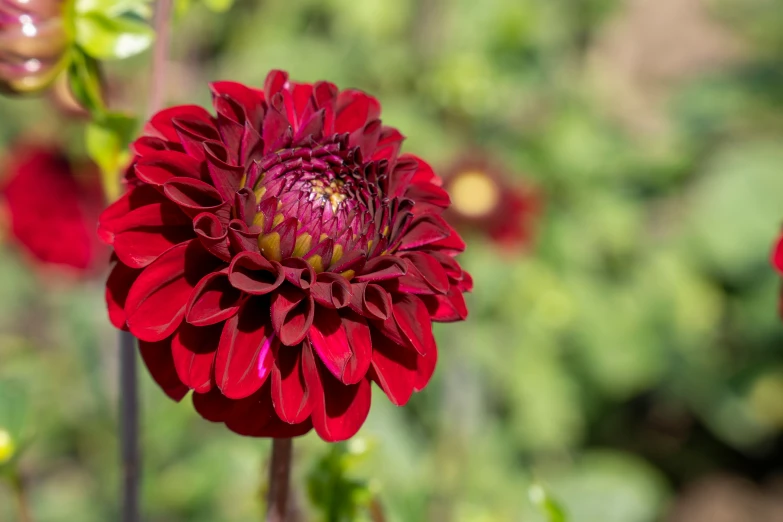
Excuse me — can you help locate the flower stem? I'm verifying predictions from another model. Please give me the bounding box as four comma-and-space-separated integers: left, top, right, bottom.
119, 3, 175, 522
10, 470, 34, 522
266, 438, 293, 522
119, 330, 139, 522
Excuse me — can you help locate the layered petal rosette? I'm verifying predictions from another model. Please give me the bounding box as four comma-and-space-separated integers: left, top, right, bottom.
100, 71, 471, 442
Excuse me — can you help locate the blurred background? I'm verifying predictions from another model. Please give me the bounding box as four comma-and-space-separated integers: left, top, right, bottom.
2, 0, 783, 520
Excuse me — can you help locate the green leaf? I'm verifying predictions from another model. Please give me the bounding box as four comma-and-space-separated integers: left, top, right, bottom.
202, 0, 234, 13
75, 11, 154, 60
67, 47, 106, 117
86, 112, 137, 201
76, 0, 153, 19
529, 482, 567, 522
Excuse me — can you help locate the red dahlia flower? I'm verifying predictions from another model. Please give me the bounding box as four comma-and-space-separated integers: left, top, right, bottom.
3, 144, 102, 272
100, 70, 471, 442
443, 156, 539, 250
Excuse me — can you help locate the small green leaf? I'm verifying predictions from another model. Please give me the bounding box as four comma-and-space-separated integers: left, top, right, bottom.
67, 47, 106, 117
529, 482, 567, 522
202, 0, 234, 13
86, 112, 137, 201
75, 12, 154, 60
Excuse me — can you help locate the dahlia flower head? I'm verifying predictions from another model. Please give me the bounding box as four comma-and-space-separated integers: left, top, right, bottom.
100, 71, 471, 442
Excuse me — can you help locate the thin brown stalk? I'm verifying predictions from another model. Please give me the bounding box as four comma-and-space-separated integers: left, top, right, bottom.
265, 438, 293, 522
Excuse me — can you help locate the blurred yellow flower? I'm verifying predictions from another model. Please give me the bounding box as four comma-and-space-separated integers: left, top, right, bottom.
0, 428, 15, 464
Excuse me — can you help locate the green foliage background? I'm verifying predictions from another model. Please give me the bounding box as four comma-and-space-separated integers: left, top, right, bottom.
2, 0, 783, 520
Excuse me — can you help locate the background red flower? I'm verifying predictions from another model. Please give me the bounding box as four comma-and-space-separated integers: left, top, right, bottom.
2, 143, 103, 272
442, 155, 539, 251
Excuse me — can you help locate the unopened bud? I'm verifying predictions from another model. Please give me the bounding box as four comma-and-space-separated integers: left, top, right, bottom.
0, 0, 69, 95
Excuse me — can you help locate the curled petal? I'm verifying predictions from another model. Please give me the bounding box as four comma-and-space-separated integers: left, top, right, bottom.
193, 212, 230, 261
186, 269, 243, 326
163, 177, 226, 216
281, 257, 316, 289
228, 251, 284, 295
227, 220, 261, 255
204, 141, 244, 201
312, 272, 352, 308
350, 282, 391, 321
271, 286, 314, 346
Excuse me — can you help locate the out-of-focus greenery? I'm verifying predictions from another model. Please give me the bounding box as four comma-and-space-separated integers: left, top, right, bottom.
2, 0, 783, 520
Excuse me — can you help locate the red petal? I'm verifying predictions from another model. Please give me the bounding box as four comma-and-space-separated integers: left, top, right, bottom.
192, 386, 234, 422
171, 323, 220, 393
134, 150, 203, 186
215, 299, 276, 399
139, 338, 189, 401
392, 294, 435, 356
414, 343, 438, 391
145, 105, 214, 142
106, 262, 141, 330
225, 383, 313, 438
264, 70, 289, 100
355, 255, 407, 282
113, 202, 193, 268
773, 236, 783, 274
308, 307, 352, 381
397, 214, 451, 251
334, 90, 381, 134
125, 240, 219, 342
271, 343, 313, 424
303, 344, 372, 442
371, 333, 417, 406
421, 286, 468, 323
342, 312, 372, 385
